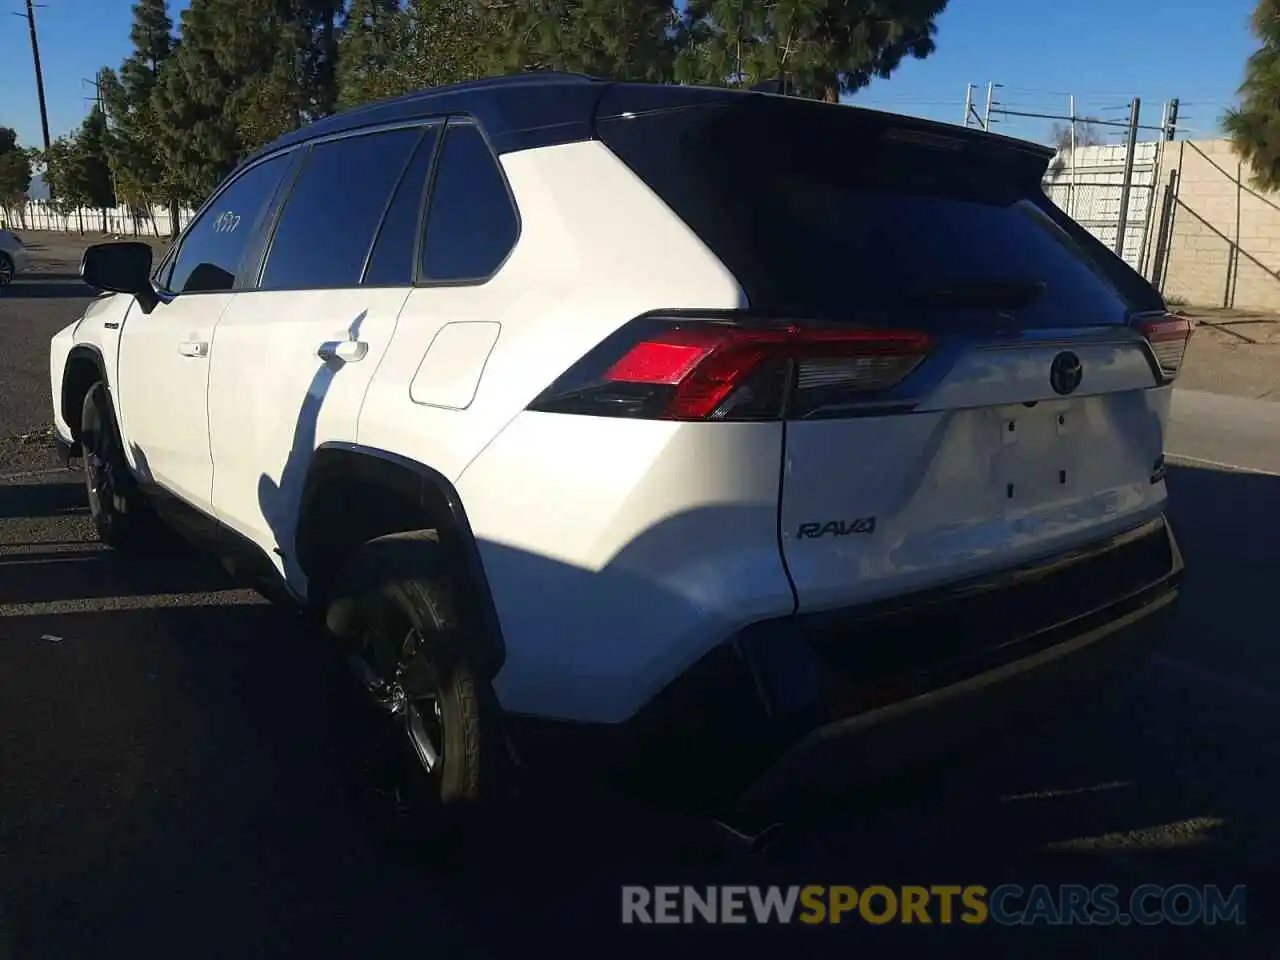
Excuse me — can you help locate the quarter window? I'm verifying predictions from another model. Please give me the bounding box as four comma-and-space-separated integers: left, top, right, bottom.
420, 124, 519, 283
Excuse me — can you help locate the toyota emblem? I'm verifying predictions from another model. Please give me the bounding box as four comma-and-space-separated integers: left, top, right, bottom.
1049, 351, 1083, 395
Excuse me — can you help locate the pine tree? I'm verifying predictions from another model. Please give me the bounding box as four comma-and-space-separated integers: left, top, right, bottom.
481, 0, 675, 81
151, 0, 301, 201
1225, 0, 1280, 189
336, 0, 402, 108
77, 107, 118, 219
337, 0, 490, 108
99, 0, 176, 211
675, 0, 948, 102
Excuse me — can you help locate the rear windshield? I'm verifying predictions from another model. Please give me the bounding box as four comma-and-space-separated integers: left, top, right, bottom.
597, 99, 1162, 325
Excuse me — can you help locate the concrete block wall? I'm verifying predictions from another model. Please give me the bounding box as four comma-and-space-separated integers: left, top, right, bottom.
1154, 139, 1280, 310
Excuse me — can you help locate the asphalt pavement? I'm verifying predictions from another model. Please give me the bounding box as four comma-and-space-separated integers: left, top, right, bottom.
2, 236, 1279, 957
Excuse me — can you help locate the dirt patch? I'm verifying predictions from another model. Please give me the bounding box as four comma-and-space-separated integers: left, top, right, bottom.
1177, 307, 1280, 400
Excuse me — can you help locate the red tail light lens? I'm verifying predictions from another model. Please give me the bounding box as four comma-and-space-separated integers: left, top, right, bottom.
528, 315, 934, 421
1139, 313, 1194, 381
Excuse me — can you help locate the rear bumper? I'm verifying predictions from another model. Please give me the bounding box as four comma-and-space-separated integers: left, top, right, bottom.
509, 514, 1183, 825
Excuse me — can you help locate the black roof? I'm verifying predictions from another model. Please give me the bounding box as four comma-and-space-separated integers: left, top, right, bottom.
243, 72, 1053, 168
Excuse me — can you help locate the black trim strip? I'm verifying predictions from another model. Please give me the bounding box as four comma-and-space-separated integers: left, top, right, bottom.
359, 125, 431, 285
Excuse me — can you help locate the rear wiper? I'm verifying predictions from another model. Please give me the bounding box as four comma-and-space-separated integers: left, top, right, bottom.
905, 279, 1047, 310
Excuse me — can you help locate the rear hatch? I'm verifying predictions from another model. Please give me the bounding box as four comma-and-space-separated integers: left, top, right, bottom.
595, 89, 1191, 613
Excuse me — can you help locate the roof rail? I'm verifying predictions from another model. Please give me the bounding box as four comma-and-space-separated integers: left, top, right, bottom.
324, 71, 604, 123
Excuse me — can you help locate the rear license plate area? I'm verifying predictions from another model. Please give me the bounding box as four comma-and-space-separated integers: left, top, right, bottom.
995, 401, 1081, 506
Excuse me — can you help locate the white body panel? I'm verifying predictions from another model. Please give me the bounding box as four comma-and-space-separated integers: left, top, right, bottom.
779, 336, 1171, 612
115, 293, 231, 512
781, 387, 1171, 613
208, 288, 410, 585
455, 414, 795, 724
356, 141, 751, 721
49, 295, 132, 442
408, 321, 502, 409
357, 141, 744, 484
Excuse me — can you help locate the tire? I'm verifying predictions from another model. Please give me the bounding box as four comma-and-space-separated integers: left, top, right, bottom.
79, 381, 157, 551
326, 530, 514, 851
0, 252, 13, 288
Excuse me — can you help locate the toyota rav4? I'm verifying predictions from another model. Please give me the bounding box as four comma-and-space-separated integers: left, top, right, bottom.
49, 74, 1187, 835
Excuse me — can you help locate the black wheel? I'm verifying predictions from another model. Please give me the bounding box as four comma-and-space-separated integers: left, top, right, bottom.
79, 382, 157, 550
0, 252, 13, 288
326, 530, 514, 851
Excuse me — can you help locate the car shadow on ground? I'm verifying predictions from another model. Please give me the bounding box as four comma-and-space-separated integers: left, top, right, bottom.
1, 280, 94, 300
0, 465, 1276, 957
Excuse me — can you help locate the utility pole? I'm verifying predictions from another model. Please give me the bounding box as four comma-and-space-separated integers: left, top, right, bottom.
12, 0, 52, 202
1068, 94, 1077, 219
1165, 98, 1179, 141
962, 84, 973, 128
1114, 97, 1141, 259
19, 0, 52, 153
983, 81, 997, 131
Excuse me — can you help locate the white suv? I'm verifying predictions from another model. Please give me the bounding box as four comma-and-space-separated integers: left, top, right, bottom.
49, 74, 1188, 832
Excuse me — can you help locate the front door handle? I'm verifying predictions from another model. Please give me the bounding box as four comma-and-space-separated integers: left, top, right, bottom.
178, 340, 209, 358
318, 339, 369, 363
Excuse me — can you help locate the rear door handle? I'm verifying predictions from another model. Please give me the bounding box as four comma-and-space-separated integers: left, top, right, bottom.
318, 339, 369, 363
178, 341, 209, 358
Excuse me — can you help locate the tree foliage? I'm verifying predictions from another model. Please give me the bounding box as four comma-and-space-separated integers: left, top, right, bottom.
674, 0, 947, 101
1225, 0, 1280, 189
41, 107, 117, 225
480, 0, 675, 81
0, 128, 33, 208
72, 0, 948, 211
338, 0, 489, 107
101, 0, 176, 206
149, 0, 344, 203
1049, 117, 1106, 152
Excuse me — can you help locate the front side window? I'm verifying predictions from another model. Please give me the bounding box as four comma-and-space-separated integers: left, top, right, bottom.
260, 127, 424, 290
420, 123, 519, 283
166, 154, 290, 294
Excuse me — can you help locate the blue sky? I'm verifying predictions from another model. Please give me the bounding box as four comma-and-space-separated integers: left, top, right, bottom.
0, 0, 1261, 152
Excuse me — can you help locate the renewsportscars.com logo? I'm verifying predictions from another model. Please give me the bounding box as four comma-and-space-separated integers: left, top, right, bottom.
621, 884, 1248, 927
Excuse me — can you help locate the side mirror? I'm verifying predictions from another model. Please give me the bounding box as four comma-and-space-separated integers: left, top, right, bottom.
81, 242, 159, 314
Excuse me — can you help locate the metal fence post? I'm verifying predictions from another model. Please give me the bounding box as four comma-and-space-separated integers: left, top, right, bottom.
1114, 97, 1141, 259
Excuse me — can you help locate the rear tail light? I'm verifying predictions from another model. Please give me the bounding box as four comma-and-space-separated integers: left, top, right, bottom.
1139, 313, 1194, 381
527, 313, 934, 421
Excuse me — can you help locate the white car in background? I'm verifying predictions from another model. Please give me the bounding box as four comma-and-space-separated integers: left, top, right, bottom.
0, 228, 30, 287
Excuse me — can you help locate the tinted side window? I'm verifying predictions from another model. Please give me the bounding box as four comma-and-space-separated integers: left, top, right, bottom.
260, 127, 423, 291
364, 125, 440, 286
420, 124, 519, 282
168, 155, 289, 294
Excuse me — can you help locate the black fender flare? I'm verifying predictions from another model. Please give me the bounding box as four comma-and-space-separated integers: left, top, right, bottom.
297, 442, 506, 677
61, 343, 110, 443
